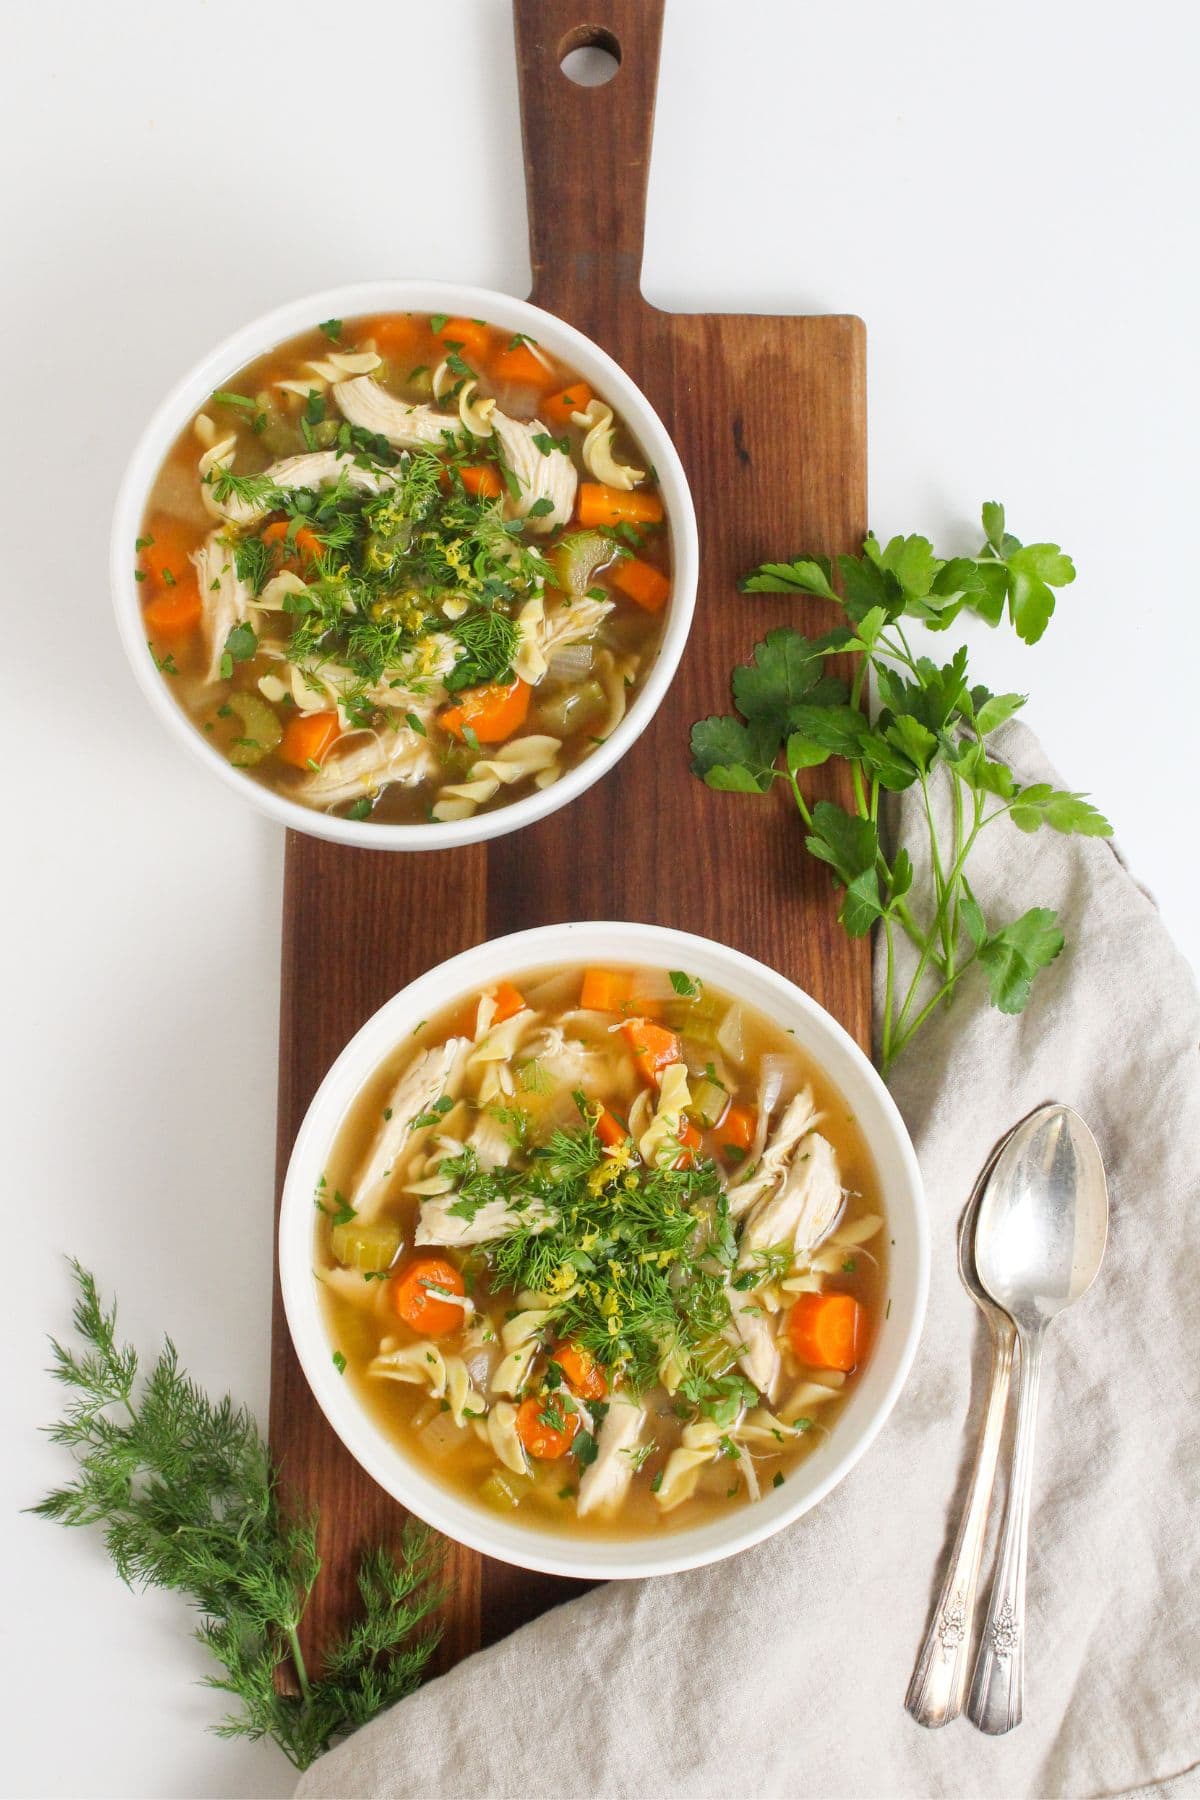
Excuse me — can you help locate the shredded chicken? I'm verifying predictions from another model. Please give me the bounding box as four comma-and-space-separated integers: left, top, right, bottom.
207, 450, 397, 526
192, 531, 252, 683
726, 1284, 781, 1398
331, 376, 465, 452
352, 1039, 470, 1219
490, 412, 578, 533
291, 724, 436, 812
577, 1391, 646, 1518
726, 1087, 818, 1217
738, 1130, 844, 1267
415, 1194, 557, 1249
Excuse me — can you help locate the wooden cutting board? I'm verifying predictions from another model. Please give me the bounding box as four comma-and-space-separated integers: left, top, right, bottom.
269, 0, 867, 1678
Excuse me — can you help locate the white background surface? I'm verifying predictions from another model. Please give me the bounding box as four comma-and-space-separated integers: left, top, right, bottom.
3, 2, 1196, 1796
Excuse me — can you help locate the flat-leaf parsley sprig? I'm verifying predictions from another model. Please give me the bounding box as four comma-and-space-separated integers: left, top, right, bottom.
690, 503, 1112, 1072
34, 1262, 445, 1771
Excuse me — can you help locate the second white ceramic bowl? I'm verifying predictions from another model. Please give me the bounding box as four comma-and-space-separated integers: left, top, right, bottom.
279, 922, 928, 1580
111, 282, 698, 850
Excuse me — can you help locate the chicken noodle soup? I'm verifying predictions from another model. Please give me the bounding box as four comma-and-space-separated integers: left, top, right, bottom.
136, 315, 671, 824
315, 965, 886, 1535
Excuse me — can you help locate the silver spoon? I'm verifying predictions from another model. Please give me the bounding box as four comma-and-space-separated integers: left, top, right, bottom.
967, 1102, 1109, 1734
905, 1131, 1018, 1728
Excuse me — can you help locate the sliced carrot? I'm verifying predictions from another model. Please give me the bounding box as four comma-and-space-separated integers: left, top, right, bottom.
261, 520, 323, 571
620, 1019, 681, 1085
392, 1257, 466, 1338
580, 968, 633, 1013
279, 710, 341, 769
594, 1105, 630, 1149
515, 1393, 580, 1460
718, 1103, 757, 1155
489, 981, 527, 1024
359, 313, 421, 357
139, 516, 194, 589
492, 339, 555, 389
542, 381, 593, 425
144, 584, 202, 638
787, 1293, 864, 1373
553, 1342, 608, 1400
435, 316, 492, 364
611, 556, 671, 613
440, 678, 530, 745
577, 483, 665, 529
459, 463, 503, 499
672, 1116, 703, 1170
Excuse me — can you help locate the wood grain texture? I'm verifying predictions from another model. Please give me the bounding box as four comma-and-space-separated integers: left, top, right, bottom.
269, 0, 867, 1679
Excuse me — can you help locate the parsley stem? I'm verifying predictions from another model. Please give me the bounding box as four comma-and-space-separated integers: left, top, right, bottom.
787, 772, 814, 829
881, 913, 896, 1069
890, 950, 981, 1060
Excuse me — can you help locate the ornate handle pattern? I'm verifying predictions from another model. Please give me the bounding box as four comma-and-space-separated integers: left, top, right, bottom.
967, 1324, 1045, 1733
905, 1311, 1016, 1727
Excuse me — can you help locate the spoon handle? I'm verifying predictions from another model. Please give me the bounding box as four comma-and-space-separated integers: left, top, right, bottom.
967, 1327, 1044, 1733
905, 1312, 1016, 1727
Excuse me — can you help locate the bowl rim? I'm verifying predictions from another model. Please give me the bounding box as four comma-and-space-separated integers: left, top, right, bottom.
110, 279, 698, 851
278, 921, 929, 1580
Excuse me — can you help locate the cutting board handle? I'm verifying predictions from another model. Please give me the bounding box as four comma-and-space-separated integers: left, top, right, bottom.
513, 0, 664, 320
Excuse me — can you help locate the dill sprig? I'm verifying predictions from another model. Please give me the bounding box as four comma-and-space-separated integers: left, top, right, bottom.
34, 1263, 445, 1772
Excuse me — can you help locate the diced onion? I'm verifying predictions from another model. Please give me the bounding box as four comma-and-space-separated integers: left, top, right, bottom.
545, 642, 595, 683
716, 1004, 745, 1062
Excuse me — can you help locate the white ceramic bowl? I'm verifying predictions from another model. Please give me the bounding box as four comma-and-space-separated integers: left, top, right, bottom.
279, 922, 928, 1579
111, 281, 698, 850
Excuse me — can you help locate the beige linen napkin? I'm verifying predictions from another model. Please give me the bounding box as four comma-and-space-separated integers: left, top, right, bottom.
296, 723, 1200, 1800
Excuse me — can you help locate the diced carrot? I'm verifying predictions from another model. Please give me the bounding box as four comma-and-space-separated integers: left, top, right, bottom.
515, 1393, 580, 1460
492, 339, 555, 389
279, 710, 341, 769
489, 981, 527, 1024
719, 1103, 757, 1155
553, 1342, 608, 1400
440, 678, 530, 745
435, 316, 492, 364
611, 556, 671, 613
144, 585, 202, 638
672, 1116, 703, 1170
542, 381, 594, 425
787, 1293, 864, 1373
359, 314, 421, 357
261, 520, 322, 570
620, 1019, 682, 1085
459, 463, 503, 499
580, 968, 632, 1012
577, 484, 665, 528
594, 1105, 630, 1149
392, 1257, 466, 1338
139, 516, 194, 589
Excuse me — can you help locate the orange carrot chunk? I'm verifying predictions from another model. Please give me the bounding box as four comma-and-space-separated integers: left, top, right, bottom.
492, 339, 555, 389
577, 483, 664, 529
459, 463, 503, 499
580, 968, 633, 1013
594, 1105, 630, 1149
553, 1342, 608, 1400
672, 1116, 703, 1169
392, 1257, 466, 1338
515, 1394, 580, 1460
787, 1293, 864, 1373
144, 585, 203, 638
435, 316, 492, 363
620, 1019, 682, 1085
719, 1103, 757, 1155
542, 381, 594, 425
611, 556, 671, 613
279, 710, 341, 770
140, 517, 194, 589
360, 314, 421, 357
261, 520, 323, 570
439, 678, 530, 745
489, 981, 527, 1024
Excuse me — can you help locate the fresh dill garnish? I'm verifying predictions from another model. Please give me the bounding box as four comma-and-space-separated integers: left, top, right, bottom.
34, 1263, 445, 1771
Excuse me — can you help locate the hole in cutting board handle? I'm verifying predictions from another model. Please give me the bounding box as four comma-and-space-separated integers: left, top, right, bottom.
559, 26, 621, 86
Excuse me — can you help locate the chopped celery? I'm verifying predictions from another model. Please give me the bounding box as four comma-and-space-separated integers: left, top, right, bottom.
228, 694, 283, 767
480, 1468, 534, 1511
536, 678, 605, 735
689, 1076, 729, 1130
259, 416, 304, 457
554, 530, 617, 596
330, 1219, 401, 1272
